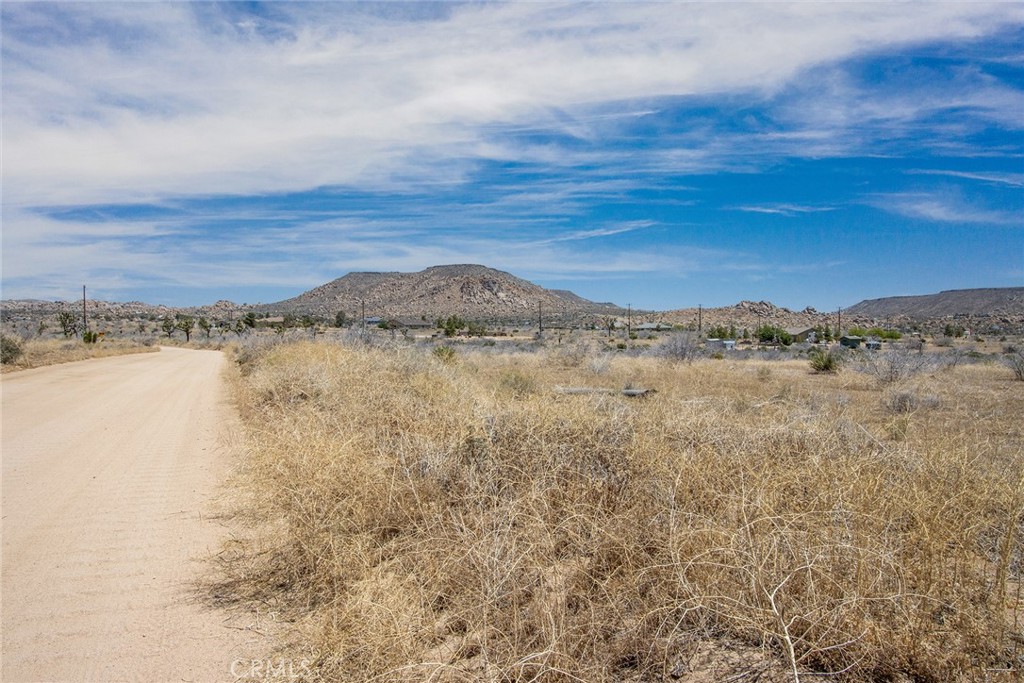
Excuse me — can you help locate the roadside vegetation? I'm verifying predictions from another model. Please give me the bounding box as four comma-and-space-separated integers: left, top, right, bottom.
0, 336, 158, 373
216, 335, 1023, 682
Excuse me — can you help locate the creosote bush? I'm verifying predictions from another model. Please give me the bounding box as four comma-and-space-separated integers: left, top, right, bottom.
221, 342, 1023, 683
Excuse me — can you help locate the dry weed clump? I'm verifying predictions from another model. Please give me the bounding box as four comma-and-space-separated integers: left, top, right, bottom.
221, 341, 1023, 682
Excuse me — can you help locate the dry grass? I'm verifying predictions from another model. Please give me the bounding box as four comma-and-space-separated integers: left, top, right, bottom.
217, 340, 1023, 682
0, 337, 159, 373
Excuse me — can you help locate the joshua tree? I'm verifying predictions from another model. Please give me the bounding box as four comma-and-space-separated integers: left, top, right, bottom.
175, 315, 195, 342
57, 310, 79, 338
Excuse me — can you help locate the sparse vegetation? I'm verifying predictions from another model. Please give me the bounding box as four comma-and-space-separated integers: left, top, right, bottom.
217, 341, 1023, 682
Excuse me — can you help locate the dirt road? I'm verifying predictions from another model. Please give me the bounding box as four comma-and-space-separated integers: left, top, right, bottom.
2, 347, 264, 682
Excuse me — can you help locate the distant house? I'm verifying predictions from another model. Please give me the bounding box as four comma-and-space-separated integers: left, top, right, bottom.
634, 322, 669, 332
785, 327, 817, 343
363, 316, 383, 326
839, 335, 863, 348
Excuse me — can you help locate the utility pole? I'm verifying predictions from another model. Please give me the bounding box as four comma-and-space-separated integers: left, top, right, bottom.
698, 304, 702, 334
538, 302, 543, 336
361, 300, 366, 331
82, 285, 87, 336
627, 303, 631, 339
837, 307, 842, 338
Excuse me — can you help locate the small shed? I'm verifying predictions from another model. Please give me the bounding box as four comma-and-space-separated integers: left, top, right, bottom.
705, 338, 735, 351
839, 335, 863, 349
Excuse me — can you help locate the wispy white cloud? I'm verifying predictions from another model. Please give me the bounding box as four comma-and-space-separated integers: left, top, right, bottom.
869, 191, 1021, 225
3, 2, 1022, 207
732, 204, 836, 217
906, 169, 1024, 188
530, 221, 656, 245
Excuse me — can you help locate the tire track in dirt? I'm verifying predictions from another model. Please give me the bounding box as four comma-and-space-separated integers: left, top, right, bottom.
2, 347, 265, 682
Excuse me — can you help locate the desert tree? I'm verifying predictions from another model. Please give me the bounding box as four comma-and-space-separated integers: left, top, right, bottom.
57, 310, 79, 338
175, 315, 195, 342
198, 317, 212, 338
161, 317, 176, 338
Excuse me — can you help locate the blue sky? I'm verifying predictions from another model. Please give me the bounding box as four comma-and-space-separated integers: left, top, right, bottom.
2, 2, 1022, 311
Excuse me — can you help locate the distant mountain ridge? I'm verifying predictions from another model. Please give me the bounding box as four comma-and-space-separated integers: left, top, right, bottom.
265, 264, 624, 320
845, 288, 1024, 319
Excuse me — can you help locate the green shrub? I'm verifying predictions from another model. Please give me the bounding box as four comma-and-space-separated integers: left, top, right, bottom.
809, 348, 842, 374
1, 335, 23, 364
82, 330, 99, 344
756, 325, 793, 346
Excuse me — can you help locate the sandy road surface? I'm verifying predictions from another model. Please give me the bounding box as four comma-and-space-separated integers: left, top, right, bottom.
2, 348, 264, 682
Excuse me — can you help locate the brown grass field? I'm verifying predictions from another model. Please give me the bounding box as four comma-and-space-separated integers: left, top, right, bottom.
217, 339, 1023, 682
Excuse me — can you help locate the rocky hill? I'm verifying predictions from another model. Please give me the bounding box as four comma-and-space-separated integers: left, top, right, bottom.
660, 301, 834, 332
265, 265, 624, 321
845, 288, 1024, 319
